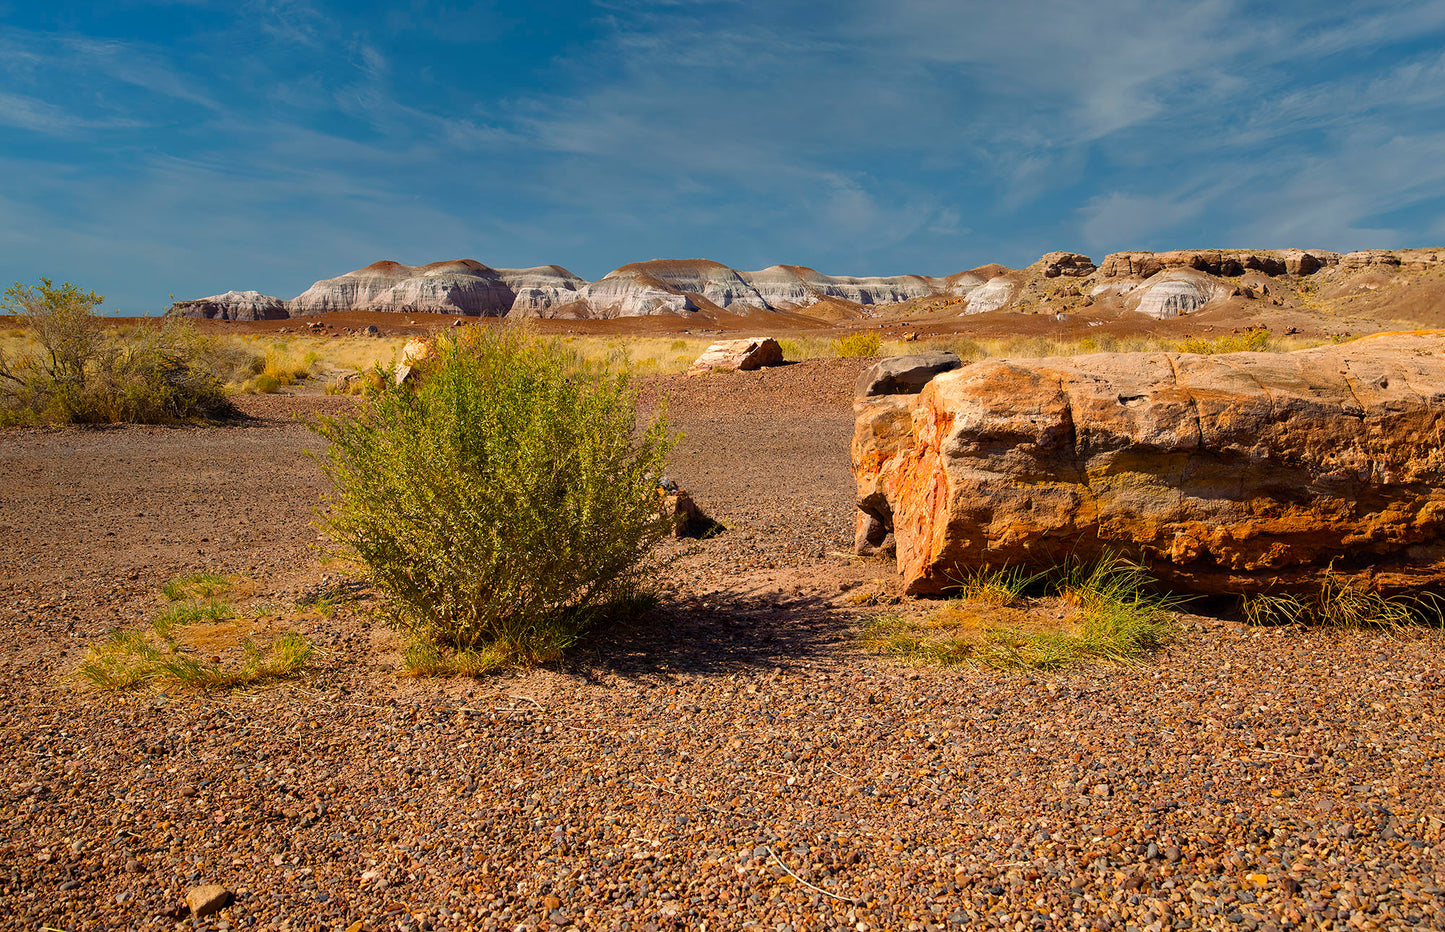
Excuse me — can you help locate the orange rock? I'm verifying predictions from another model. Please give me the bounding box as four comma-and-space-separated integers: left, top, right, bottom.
852, 332, 1445, 594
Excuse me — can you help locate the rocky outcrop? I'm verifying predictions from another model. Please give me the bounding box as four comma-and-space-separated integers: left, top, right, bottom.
580, 266, 699, 317
1098, 249, 1342, 279
166, 291, 287, 321
853, 332, 1445, 595
1038, 252, 1097, 278
687, 337, 784, 375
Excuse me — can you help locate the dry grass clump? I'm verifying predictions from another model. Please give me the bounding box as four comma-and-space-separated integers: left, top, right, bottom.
79, 571, 312, 690
862, 555, 1180, 670
1244, 570, 1445, 630
1174, 328, 1272, 354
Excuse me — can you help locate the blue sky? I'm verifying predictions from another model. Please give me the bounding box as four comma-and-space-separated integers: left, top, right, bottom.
3, 1, 1445, 313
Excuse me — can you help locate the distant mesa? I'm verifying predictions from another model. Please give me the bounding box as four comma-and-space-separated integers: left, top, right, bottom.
167, 247, 1445, 323
168, 290, 288, 322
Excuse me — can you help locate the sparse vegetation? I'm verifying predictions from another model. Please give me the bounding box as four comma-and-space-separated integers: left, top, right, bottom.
861, 554, 1181, 670
1244, 570, 1444, 630
79, 590, 311, 691
1175, 328, 1272, 354
0, 279, 242, 425
161, 570, 233, 601
832, 331, 882, 358
313, 326, 674, 672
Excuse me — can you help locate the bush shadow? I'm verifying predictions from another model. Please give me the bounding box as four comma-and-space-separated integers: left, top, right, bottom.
570, 585, 859, 682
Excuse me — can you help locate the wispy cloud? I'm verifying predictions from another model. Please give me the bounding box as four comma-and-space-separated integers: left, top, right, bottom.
4, 0, 1445, 311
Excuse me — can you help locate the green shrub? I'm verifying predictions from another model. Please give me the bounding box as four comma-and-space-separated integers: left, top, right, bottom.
831, 331, 882, 358
313, 327, 675, 668
0, 279, 240, 425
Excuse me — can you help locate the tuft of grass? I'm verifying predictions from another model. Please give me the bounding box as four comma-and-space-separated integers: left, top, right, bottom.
831, 331, 882, 358
401, 639, 509, 677
861, 554, 1181, 670
161, 570, 233, 602
78, 597, 312, 691
78, 631, 164, 689
152, 633, 313, 689
1244, 570, 1444, 630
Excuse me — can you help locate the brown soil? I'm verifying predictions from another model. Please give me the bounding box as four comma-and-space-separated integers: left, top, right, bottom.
1, 361, 1443, 931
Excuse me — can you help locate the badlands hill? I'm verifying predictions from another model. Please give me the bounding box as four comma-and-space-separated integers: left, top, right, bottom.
168, 247, 1445, 329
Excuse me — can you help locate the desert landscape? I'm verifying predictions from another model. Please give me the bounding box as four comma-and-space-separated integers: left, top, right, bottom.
1, 244, 1443, 932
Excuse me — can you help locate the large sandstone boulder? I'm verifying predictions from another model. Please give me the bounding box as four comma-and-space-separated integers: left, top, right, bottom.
687, 338, 784, 375
853, 332, 1445, 595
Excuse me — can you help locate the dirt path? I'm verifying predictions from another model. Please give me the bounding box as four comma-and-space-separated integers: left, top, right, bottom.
1, 362, 1443, 931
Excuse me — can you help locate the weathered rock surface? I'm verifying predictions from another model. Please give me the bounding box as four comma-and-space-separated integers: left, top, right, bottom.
854, 351, 963, 398
393, 337, 433, 385
853, 332, 1445, 594
963, 277, 1015, 314
1098, 249, 1340, 279
168, 247, 1445, 322
687, 337, 784, 375
740, 265, 940, 309
580, 265, 700, 318
166, 290, 288, 321
498, 265, 588, 316
1128, 268, 1229, 319
289, 260, 516, 317
1038, 251, 1097, 278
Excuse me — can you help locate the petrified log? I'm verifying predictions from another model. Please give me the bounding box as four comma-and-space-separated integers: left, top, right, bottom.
852, 332, 1445, 594
687, 338, 784, 376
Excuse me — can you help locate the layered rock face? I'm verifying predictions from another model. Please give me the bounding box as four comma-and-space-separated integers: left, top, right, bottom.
288, 260, 517, 317
1127, 269, 1229, 319
853, 333, 1445, 595
579, 266, 700, 318
498, 265, 588, 316
167, 291, 288, 321
739, 265, 940, 309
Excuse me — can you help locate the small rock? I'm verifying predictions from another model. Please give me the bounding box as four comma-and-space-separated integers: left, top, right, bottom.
543, 895, 561, 910
186, 884, 232, 918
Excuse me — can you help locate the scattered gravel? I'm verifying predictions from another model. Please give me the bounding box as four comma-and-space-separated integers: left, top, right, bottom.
1, 361, 1443, 931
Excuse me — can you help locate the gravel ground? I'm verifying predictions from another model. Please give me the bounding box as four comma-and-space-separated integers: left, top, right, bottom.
1, 360, 1443, 932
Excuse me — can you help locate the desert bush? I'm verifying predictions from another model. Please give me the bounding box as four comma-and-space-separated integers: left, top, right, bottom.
313, 326, 675, 669
832, 331, 882, 358
861, 554, 1180, 670
0, 279, 239, 425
